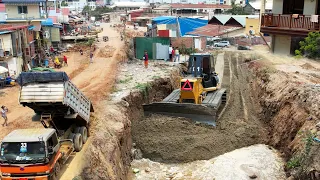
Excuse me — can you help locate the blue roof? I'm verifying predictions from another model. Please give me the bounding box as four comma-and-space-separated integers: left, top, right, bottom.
41, 18, 53, 26
152, 16, 176, 24
178, 18, 208, 37
152, 16, 208, 36
28, 25, 35, 30
0, 31, 12, 35
2, 0, 45, 2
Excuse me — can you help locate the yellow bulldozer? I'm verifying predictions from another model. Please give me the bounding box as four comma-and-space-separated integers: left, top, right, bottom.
143, 53, 227, 125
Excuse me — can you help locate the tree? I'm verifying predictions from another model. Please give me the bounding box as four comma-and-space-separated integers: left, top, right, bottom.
61, 1, 68, 6
225, 1, 249, 15
82, 6, 113, 20
295, 32, 320, 59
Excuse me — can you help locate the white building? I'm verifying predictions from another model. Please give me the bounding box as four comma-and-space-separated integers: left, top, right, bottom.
111, 2, 149, 11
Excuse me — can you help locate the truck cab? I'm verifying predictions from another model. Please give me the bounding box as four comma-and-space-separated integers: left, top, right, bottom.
0, 129, 73, 180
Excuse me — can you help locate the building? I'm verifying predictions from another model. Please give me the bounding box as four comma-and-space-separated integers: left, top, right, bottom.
2, 0, 46, 19
260, 0, 320, 55
187, 15, 261, 37
111, 2, 149, 11
170, 3, 232, 14
0, 25, 30, 76
243, 0, 272, 15
67, 0, 97, 12
245, 17, 260, 35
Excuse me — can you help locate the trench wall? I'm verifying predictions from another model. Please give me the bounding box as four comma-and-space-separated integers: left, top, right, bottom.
77, 69, 180, 180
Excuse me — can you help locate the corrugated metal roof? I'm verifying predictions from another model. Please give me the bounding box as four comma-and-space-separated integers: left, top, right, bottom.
2, 129, 56, 142
210, 15, 259, 27
171, 3, 232, 9
0, 30, 12, 35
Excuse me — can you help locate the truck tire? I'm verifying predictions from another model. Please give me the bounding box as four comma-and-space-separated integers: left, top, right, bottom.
68, 133, 75, 140
49, 161, 61, 180
74, 127, 81, 134
74, 133, 83, 152
79, 126, 88, 144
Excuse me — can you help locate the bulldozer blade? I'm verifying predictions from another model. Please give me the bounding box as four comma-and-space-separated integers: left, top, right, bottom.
143, 103, 217, 126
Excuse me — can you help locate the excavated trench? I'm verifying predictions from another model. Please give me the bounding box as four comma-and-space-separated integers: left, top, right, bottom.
131, 52, 269, 163
78, 52, 320, 180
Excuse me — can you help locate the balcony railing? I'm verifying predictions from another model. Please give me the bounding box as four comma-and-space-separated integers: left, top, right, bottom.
261, 13, 320, 31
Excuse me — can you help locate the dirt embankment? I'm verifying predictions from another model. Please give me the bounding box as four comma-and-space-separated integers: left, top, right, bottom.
132, 52, 269, 163
248, 60, 320, 179
75, 62, 180, 180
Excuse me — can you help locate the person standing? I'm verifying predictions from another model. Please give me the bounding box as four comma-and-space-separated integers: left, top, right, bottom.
1, 106, 8, 126
175, 47, 180, 62
168, 45, 173, 62
63, 55, 68, 66
143, 50, 148, 68
90, 52, 93, 63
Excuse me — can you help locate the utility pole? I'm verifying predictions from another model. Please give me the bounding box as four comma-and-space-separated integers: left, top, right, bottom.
259, 0, 265, 32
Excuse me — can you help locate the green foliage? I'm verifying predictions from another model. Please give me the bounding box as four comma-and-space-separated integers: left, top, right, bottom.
86, 38, 95, 46
286, 131, 315, 170
119, 77, 133, 84
178, 42, 196, 55
296, 32, 320, 59
82, 6, 113, 20
225, 2, 249, 15
61, 1, 68, 6
135, 83, 151, 97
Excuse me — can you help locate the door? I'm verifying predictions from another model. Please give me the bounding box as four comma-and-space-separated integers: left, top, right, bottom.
155, 43, 169, 60
194, 38, 201, 50
283, 0, 304, 14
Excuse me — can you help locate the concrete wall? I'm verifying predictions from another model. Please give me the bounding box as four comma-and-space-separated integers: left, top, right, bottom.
245, 18, 260, 35
272, 0, 283, 14
272, 35, 291, 55
6, 5, 40, 19
0, 34, 13, 52
303, 0, 317, 15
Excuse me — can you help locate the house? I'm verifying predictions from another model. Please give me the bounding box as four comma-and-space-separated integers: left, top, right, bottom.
260, 0, 320, 55
245, 17, 260, 36
243, 0, 272, 15
2, 0, 46, 20
41, 18, 62, 48
0, 25, 30, 76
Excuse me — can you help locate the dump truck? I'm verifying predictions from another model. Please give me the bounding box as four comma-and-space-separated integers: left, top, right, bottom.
143, 53, 227, 126
0, 71, 94, 180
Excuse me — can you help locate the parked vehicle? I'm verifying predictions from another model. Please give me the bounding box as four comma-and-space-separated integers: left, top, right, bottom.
0, 72, 94, 180
95, 21, 100, 27
214, 41, 230, 47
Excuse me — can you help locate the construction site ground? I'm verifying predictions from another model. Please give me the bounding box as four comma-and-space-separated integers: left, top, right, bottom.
0, 21, 320, 180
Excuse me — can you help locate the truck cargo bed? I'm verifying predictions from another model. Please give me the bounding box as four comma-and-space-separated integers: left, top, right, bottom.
18, 72, 94, 125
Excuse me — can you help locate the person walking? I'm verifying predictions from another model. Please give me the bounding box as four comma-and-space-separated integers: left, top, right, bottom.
171, 47, 175, 62
90, 52, 93, 63
174, 47, 180, 62
168, 44, 173, 62
1, 106, 8, 126
143, 50, 149, 68
63, 55, 68, 66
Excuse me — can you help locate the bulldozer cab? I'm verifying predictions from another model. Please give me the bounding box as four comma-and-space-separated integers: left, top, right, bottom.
188, 53, 215, 77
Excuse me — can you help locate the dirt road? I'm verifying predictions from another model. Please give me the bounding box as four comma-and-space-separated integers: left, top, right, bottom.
0, 22, 124, 179
59, 22, 124, 179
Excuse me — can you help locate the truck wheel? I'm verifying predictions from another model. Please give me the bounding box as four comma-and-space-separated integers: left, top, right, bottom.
74, 127, 81, 133
50, 161, 61, 180
74, 133, 83, 152
68, 133, 75, 140
79, 126, 88, 144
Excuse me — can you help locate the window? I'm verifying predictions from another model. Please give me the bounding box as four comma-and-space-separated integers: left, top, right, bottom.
250, 26, 253, 27
47, 133, 58, 148
18, 6, 28, 14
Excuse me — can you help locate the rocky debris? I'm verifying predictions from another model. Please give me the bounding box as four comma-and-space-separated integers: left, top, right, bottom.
98, 45, 116, 58
129, 144, 286, 180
